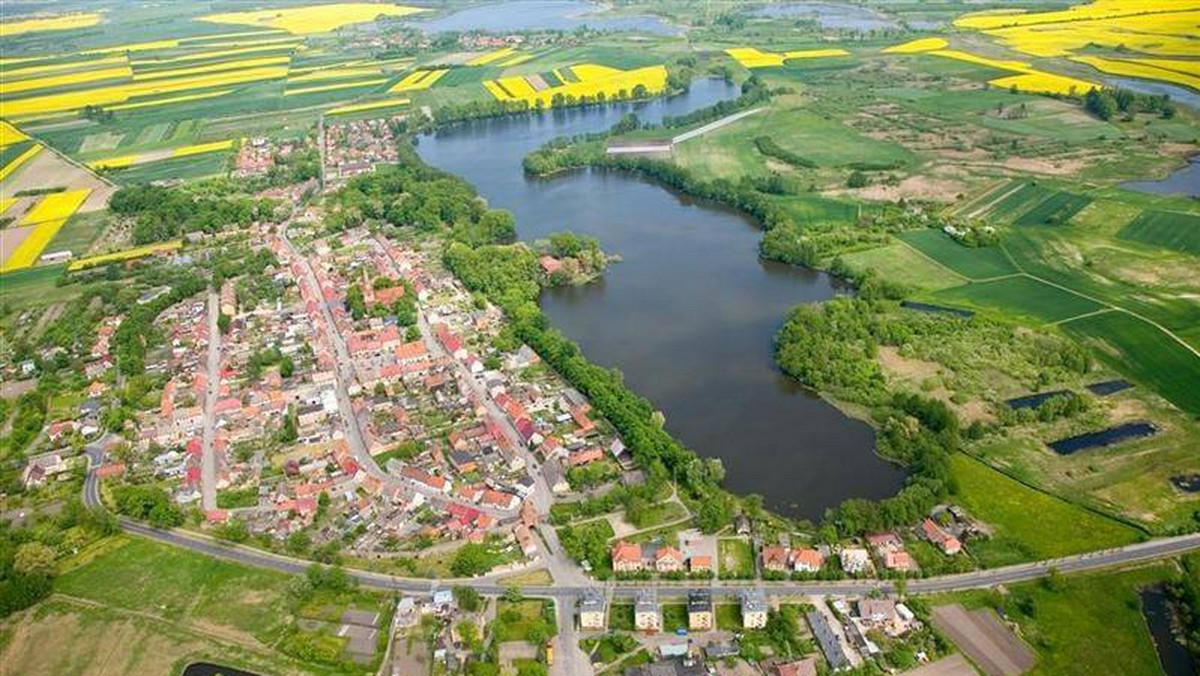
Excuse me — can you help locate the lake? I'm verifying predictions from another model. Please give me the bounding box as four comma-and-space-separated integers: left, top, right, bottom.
417, 79, 905, 519
753, 2, 901, 31
409, 1, 680, 35
1121, 154, 1200, 198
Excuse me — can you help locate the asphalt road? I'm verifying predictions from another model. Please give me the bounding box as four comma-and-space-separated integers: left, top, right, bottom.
99, 502, 1200, 600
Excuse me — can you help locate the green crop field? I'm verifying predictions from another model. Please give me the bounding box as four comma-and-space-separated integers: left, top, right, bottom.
1116, 209, 1200, 255
839, 242, 967, 291
985, 182, 1056, 222
951, 454, 1141, 568
1063, 311, 1200, 416
898, 229, 1018, 279
1014, 191, 1092, 226
931, 276, 1103, 323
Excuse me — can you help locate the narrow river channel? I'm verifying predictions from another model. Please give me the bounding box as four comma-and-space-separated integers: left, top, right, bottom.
416, 79, 905, 519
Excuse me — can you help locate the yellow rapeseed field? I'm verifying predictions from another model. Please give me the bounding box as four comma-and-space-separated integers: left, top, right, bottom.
0, 121, 29, 148
955, 0, 1200, 30
952, 1, 1200, 87
19, 189, 91, 225
6, 55, 127, 79
725, 47, 850, 69
467, 47, 517, 66
389, 69, 449, 92
172, 140, 238, 158
883, 38, 949, 54
2, 189, 91, 272
88, 140, 238, 169
497, 53, 535, 67
327, 97, 411, 114
1070, 55, 1200, 90
484, 63, 668, 108
0, 65, 133, 96
0, 144, 42, 182
0, 197, 17, 215
200, 3, 425, 35
4, 66, 289, 118
68, 241, 183, 272
0, 12, 100, 38
928, 49, 1099, 95
87, 155, 138, 170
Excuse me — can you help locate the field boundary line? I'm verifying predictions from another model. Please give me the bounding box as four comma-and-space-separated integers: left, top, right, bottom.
1053, 307, 1116, 326
963, 180, 1021, 220
997, 242, 1200, 361
892, 237, 972, 284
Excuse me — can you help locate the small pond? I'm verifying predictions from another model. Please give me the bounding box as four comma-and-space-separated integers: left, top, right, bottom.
181, 663, 261, 676
1141, 585, 1197, 676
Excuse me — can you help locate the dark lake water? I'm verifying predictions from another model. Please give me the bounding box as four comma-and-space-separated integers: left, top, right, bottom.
1121, 155, 1200, 198
181, 663, 260, 676
1141, 585, 1197, 676
753, 2, 901, 30
409, 1, 680, 35
417, 79, 904, 519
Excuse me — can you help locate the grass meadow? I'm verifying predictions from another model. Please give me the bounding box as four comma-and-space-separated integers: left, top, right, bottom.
940, 564, 1172, 676
951, 454, 1141, 568
897, 229, 1017, 279
1063, 311, 1200, 416
930, 276, 1103, 324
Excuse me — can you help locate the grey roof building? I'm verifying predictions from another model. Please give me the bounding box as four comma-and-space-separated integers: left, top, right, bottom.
806, 610, 851, 670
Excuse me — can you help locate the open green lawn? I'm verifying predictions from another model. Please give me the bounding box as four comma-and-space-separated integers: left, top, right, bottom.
608, 603, 635, 631
898, 229, 1017, 279
674, 103, 914, 180
495, 600, 555, 642
55, 536, 294, 643
0, 264, 79, 309
940, 564, 1173, 676
1062, 311, 1200, 416
930, 276, 1103, 324
661, 603, 688, 633
1116, 209, 1200, 256
839, 242, 967, 292
718, 538, 756, 579
715, 604, 742, 631
951, 454, 1141, 567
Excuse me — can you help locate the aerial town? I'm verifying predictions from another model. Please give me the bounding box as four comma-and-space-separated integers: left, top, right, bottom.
1, 2, 1199, 676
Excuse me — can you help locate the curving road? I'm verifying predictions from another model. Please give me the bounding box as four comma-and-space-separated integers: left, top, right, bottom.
83, 451, 1200, 598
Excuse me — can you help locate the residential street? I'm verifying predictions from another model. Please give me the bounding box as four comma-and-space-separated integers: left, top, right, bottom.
200, 290, 220, 512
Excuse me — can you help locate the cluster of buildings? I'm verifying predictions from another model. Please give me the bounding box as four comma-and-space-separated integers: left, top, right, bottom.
611, 539, 713, 576
94, 223, 627, 567
234, 136, 303, 177
324, 117, 403, 183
